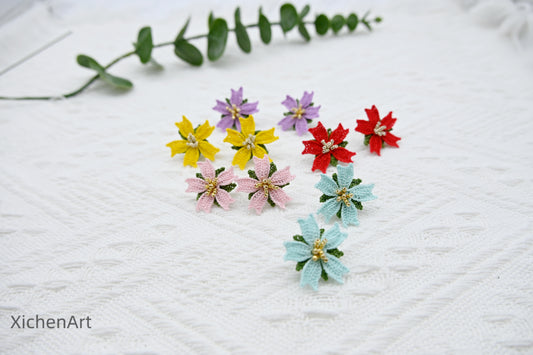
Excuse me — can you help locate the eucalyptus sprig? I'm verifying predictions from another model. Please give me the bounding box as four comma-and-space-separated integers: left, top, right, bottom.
0, 4, 381, 101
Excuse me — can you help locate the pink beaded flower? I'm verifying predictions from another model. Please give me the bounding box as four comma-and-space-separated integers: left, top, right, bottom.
236, 155, 295, 214
185, 160, 236, 213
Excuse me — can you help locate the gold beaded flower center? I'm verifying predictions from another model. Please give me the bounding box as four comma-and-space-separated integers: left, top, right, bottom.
374, 121, 387, 136
226, 104, 241, 119
321, 139, 338, 154
186, 133, 198, 148
335, 187, 354, 207
204, 177, 218, 197
292, 104, 306, 119
311, 238, 328, 262
243, 134, 256, 150
255, 178, 279, 197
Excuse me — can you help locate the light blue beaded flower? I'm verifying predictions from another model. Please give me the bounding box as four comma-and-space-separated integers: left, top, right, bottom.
315, 163, 376, 227
284, 214, 349, 290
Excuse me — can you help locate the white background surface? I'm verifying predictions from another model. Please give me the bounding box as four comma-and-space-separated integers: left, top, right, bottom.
1, 0, 532, 353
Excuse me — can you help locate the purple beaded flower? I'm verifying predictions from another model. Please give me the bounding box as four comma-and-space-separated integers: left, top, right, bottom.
278, 91, 321, 136
213, 87, 259, 131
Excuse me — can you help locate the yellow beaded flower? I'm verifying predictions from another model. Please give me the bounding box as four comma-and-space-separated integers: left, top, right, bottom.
167, 116, 220, 167
223, 115, 279, 170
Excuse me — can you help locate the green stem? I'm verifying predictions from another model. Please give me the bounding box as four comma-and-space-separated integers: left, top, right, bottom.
0, 19, 370, 101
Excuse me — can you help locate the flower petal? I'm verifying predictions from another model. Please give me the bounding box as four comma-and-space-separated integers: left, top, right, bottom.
176, 116, 194, 137
215, 188, 234, 210
365, 105, 380, 126
330, 123, 349, 144
341, 203, 359, 227
195, 120, 215, 140
322, 254, 349, 284
213, 100, 228, 114
197, 160, 215, 179
337, 164, 354, 188
231, 87, 243, 105
249, 190, 267, 214
183, 147, 200, 167
217, 116, 236, 131
312, 153, 331, 173
271, 166, 295, 185
315, 174, 338, 195
281, 95, 297, 110
224, 129, 245, 146
300, 91, 314, 107
331, 147, 356, 163
355, 120, 374, 135
301, 140, 322, 155
198, 141, 220, 161
240, 101, 259, 115
284, 241, 311, 262
294, 118, 309, 136
255, 128, 279, 145
308, 121, 328, 141
166, 140, 188, 157
278, 115, 295, 131
236, 177, 259, 193
300, 259, 322, 290
317, 198, 340, 223
323, 223, 347, 250
349, 184, 377, 202
253, 155, 270, 180
185, 178, 207, 193
217, 166, 235, 185
232, 147, 252, 170
297, 214, 320, 245
239, 115, 256, 136
269, 188, 291, 209
234, 117, 242, 132
197, 193, 214, 213
369, 134, 382, 156
303, 105, 320, 119
383, 132, 401, 148
251, 144, 267, 159
380, 111, 396, 129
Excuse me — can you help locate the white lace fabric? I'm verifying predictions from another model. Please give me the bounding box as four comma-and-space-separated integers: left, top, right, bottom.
0, 0, 532, 353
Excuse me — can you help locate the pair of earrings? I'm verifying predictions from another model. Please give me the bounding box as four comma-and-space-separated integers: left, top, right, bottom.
185, 155, 294, 214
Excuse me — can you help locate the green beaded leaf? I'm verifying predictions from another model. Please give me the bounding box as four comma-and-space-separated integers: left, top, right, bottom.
258, 8, 272, 44
349, 178, 362, 188
338, 141, 348, 148
267, 196, 276, 207
269, 162, 278, 177
293, 234, 307, 244
364, 134, 372, 146
248, 169, 258, 180
320, 228, 325, 236
346, 13, 358, 32
174, 39, 203, 66
215, 167, 226, 176
332, 173, 339, 185
320, 194, 335, 203
280, 3, 298, 33
352, 200, 363, 210
207, 18, 229, 61
327, 248, 344, 258
135, 26, 153, 64
235, 8, 252, 53
296, 260, 308, 271
321, 268, 329, 281
331, 14, 345, 34
336, 206, 342, 219
258, 143, 269, 153
219, 182, 236, 193
330, 155, 339, 167
314, 14, 329, 35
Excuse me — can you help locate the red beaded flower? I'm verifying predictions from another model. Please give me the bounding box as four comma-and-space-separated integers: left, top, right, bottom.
355, 105, 401, 156
302, 122, 356, 173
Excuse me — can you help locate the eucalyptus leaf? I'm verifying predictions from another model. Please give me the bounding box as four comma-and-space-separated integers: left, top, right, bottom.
314, 14, 329, 35
76, 54, 102, 70
174, 39, 203, 66
176, 17, 190, 40
208, 12, 214, 30
135, 26, 153, 64
299, 4, 310, 20
280, 3, 298, 33
331, 15, 345, 34
76, 55, 132, 89
346, 13, 358, 32
258, 9, 272, 44
298, 23, 310, 42
235, 8, 251, 53
362, 19, 372, 31
207, 18, 229, 61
